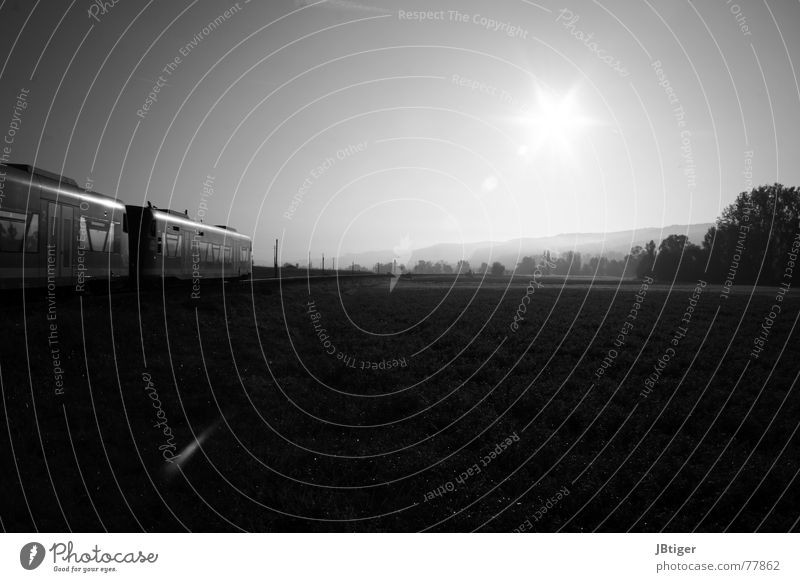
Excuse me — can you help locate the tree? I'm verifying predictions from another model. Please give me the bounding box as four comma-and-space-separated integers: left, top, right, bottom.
516, 256, 538, 274
638, 240, 656, 278
624, 246, 644, 278
542, 250, 554, 274
564, 251, 581, 275
653, 235, 705, 282
491, 261, 505, 276
704, 184, 800, 284
655, 234, 687, 281
587, 255, 600, 275
554, 256, 568, 275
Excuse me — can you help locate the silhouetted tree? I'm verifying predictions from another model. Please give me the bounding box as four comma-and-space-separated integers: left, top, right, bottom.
551, 251, 581, 276
655, 235, 686, 280
491, 261, 505, 276
413, 260, 432, 274
586, 255, 600, 275
653, 235, 705, 281
639, 240, 656, 278
704, 184, 800, 284
516, 256, 538, 274
540, 251, 554, 275
624, 246, 643, 278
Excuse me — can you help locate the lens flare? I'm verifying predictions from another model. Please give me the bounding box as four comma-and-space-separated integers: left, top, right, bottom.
516, 87, 597, 161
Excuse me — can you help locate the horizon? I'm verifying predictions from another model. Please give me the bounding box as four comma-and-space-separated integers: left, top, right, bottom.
270, 219, 718, 266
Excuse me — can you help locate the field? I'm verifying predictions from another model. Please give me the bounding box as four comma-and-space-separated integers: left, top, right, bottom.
1, 274, 798, 532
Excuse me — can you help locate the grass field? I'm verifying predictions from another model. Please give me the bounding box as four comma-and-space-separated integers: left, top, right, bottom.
1, 275, 798, 532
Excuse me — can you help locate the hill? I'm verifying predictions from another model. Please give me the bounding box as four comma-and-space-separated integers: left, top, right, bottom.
336, 223, 714, 269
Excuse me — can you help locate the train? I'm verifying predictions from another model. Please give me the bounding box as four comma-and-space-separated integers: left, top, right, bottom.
0, 163, 252, 290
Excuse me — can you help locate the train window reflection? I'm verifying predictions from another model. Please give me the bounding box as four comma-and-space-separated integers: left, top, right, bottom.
25, 213, 39, 252
165, 233, 182, 258
197, 241, 209, 261
0, 210, 27, 252
81, 217, 113, 252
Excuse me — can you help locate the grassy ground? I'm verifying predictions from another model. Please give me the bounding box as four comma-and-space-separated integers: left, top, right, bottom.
1, 275, 798, 532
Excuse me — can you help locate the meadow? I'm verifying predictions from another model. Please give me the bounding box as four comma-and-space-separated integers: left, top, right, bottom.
1, 273, 798, 532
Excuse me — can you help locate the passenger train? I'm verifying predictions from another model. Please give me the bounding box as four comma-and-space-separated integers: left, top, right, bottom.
0, 163, 252, 290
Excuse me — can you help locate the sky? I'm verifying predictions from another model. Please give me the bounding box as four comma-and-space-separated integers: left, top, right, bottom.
0, 0, 798, 264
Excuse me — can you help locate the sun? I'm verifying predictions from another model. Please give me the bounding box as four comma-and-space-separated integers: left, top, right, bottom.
516, 87, 596, 160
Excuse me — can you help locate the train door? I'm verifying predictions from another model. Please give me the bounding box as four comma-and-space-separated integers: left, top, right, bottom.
236, 241, 241, 277
46, 202, 75, 281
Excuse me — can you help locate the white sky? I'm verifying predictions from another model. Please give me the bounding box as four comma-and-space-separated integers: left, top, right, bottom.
1, 0, 798, 263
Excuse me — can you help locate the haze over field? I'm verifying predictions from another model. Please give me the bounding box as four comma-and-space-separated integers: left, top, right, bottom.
330, 222, 714, 270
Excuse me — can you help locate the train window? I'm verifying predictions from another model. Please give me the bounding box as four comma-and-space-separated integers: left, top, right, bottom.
83, 217, 112, 252
109, 221, 118, 253
224, 245, 232, 264
240, 247, 248, 262
211, 244, 220, 262
0, 210, 26, 252
0, 211, 39, 253
79, 216, 89, 250
25, 213, 39, 252
165, 233, 182, 258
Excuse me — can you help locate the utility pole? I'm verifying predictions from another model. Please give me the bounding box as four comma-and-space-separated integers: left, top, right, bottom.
274, 238, 278, 277
322, 253, 325, 273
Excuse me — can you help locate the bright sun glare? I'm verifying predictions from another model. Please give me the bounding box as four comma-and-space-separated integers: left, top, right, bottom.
517, 87, 596, 160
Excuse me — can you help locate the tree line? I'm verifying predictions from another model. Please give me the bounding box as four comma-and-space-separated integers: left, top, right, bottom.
514, 184, 799, 283
373, 184, 798, 283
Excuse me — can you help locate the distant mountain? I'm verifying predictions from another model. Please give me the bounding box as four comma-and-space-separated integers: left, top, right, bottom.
337, 223, 714, 269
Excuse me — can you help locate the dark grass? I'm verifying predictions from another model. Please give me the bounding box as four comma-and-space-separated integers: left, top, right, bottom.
0, 276, 798, 532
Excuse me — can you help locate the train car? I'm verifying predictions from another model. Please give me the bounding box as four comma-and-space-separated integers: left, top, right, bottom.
0, 164, 128, 290
126, 203, 252, 285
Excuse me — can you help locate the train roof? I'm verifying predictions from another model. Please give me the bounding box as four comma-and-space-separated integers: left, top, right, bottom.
7, 163, 81, 188
136, 204, 251, 240
5, 164, 250, 240
5, 163, 125, 209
